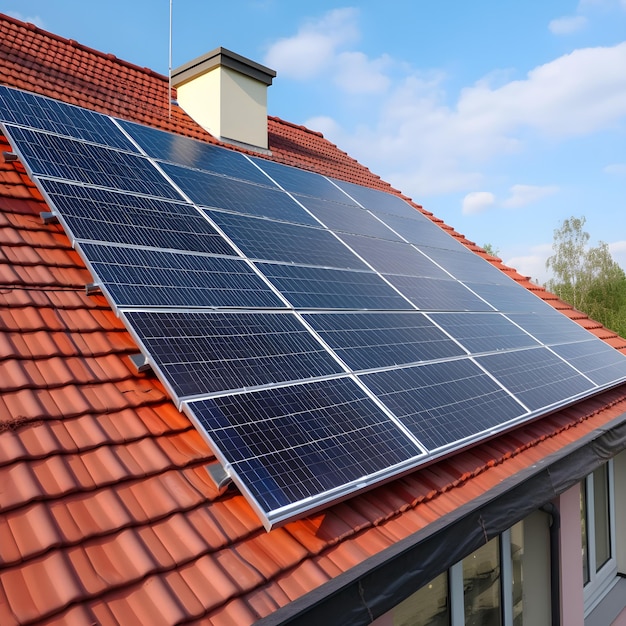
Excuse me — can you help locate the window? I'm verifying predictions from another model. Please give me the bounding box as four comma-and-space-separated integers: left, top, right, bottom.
581, 460, 617, 613
378, 520, 529, 626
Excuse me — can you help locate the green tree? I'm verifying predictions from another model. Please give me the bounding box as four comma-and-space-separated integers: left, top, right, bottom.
545, 216, 626, 337
482, 243, 500, 257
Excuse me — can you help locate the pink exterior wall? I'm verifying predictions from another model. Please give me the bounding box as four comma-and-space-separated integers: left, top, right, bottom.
559, 484, 585, 626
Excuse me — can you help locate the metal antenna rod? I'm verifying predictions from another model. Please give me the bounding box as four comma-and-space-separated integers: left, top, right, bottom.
168, 0, 173, 119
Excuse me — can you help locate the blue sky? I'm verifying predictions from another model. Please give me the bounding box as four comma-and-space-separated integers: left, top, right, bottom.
5, 0, 626, 283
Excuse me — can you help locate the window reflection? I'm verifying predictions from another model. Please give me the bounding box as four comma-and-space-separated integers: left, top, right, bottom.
393, 571, 449, 626
463, 538, 502, 626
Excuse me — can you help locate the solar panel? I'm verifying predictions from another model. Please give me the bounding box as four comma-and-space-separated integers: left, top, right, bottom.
124, 311, 344, 398
80, 242, 284, 309
333, 178, 421, 218
298, 196, 404, 240
550, 340, 626, 387
0, 86, 137, 150
303, 311, 466, 370
39, 179, 236, 256
359, 360, 526, 451
420, 245, 507, 284
161, 162, 318, 225
369, 211, 467, 252
475, 348, 594, 411
118, 119, 274, 185
250, 157, 354, 203
3, 83, 626, 529
205, 209, 368, 269
256, 262, 413, 310
431, 312, 541, 353
383, 274, 493, 311
337, 233, 451, 278
5, 125, 181, 199
187, 377, 422, 523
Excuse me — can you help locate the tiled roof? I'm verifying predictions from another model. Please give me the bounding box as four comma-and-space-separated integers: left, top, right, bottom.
1, 11, 626, 625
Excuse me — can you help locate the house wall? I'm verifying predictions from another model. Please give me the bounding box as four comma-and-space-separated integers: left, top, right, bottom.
559, 483, 585, 626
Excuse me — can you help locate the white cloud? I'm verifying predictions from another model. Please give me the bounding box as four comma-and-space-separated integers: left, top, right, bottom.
334, 51, 392, 94
264, 8, 359, 80
267, 11, 626, 200
506, 243, 554, 284
502, 184, 559, 208
608, 240, 626, 270
4, 11, 45, 28
462, 191, 495, 215
549, 15, 588, 34
305, 115, 341, 139
604, 163, 626, 175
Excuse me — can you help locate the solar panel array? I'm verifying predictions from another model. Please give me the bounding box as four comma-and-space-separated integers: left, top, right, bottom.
3, 84, 626, 529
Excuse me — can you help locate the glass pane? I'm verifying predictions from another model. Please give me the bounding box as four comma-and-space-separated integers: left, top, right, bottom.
581, 481, 590, 585
464, 538, 502, 626
593, 464, 611, 571
393, 571, 449, 626
511, 521, 524, 626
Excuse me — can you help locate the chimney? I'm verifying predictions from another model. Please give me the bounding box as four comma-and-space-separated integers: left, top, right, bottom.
171, 47, 276, 152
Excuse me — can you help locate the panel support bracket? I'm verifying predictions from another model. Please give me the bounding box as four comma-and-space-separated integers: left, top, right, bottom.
129, 353, 152, 374
206, 462, 232, 494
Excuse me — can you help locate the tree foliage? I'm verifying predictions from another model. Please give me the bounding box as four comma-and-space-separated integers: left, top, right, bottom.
545, 216, 626, 337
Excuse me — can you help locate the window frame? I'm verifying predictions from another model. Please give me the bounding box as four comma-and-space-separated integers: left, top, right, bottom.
582, 459, 618, 616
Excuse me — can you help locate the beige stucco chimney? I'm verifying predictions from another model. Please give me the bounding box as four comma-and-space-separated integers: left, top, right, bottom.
171, 47, 276, 152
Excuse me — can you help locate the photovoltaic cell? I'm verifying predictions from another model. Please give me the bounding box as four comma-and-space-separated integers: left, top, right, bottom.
118, 119, 273, 185
333, 178, 421, 218
360, 360, 526, 451
39, 179, 236, 256
251, 157, 354, 203
371, 211, 467, 252
465, 282, 549, 314
384, 274, 493, 311
298, 195, 403, 240
550, 340, 626, 387
338, 233, 450, 278
125, 311, 343, 397
80, 242, 284, 308
475, 348, 595, 411
161, 162, 318, 225
188, 377, 422, 517
4, 126, 181, 199
0, 85, 137, 150
205, 209, 368, 269
256, 262, 412, 310
431, 312, 541, 353
420, 245, 505, 284
507, 311, 599, 344
303, 311, 466, 370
